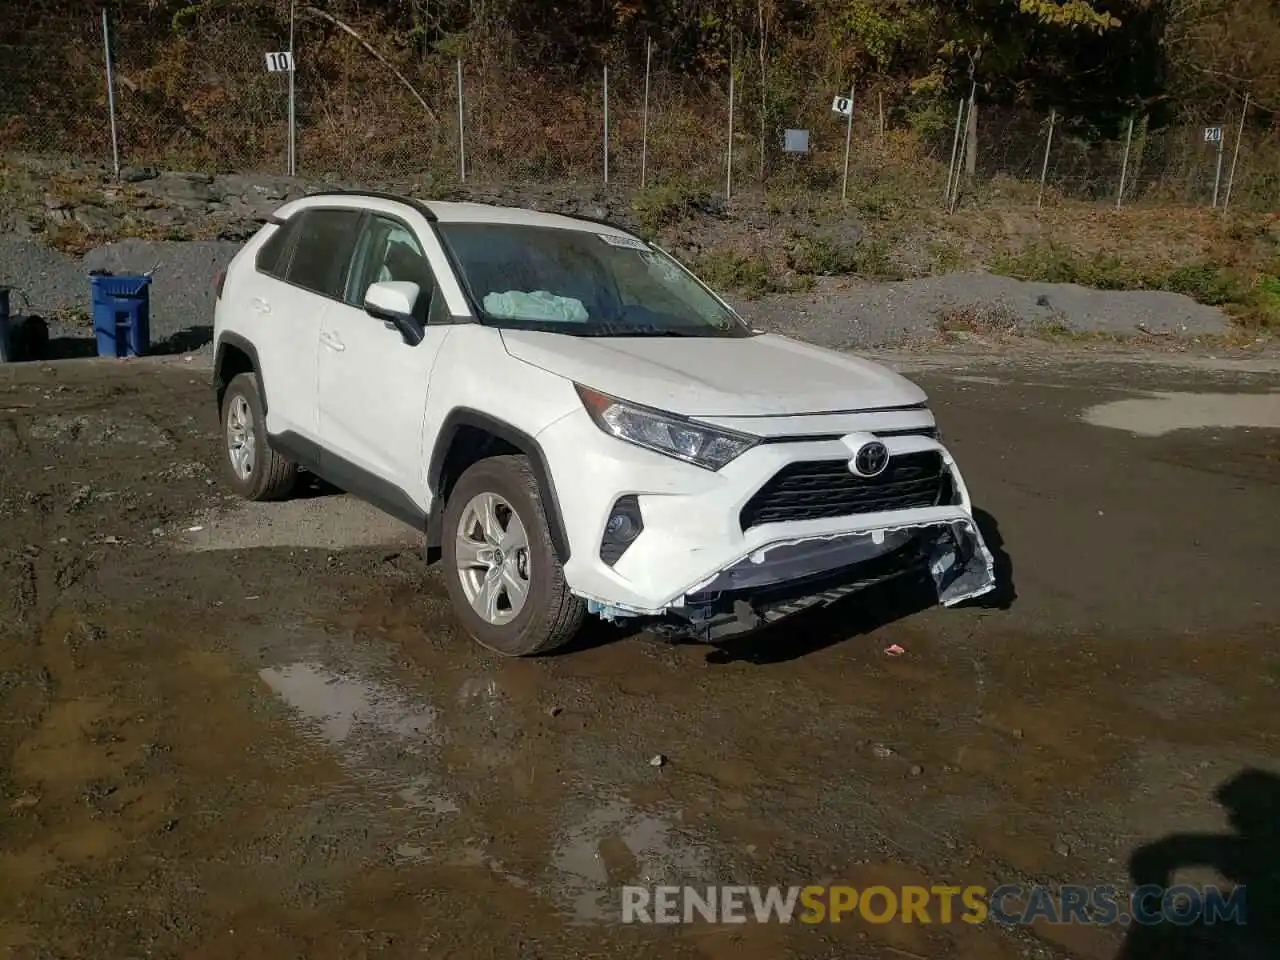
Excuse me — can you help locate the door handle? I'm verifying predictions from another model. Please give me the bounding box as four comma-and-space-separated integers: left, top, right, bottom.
320, 331, 346, 352
251, 297, 271, 314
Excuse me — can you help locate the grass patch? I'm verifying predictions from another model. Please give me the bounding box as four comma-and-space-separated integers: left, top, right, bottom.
990, 242, 1268, 325
856, 238, 907, 280
991, 244, 1144, 289
936, 305, 1023, 336
692, 251, 784, 299
45, 222, 95, 255
1234, 274, 1280, 329
631, 182, 709, 233
786, 236, 858, 276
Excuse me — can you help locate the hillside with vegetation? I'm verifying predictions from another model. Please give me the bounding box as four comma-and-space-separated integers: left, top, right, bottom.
0, 0, 1277, 330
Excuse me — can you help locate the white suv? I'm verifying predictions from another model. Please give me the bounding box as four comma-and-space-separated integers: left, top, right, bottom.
212, 190, 995, 655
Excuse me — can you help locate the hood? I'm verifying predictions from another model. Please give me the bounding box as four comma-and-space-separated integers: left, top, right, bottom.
500, 329, 927, 416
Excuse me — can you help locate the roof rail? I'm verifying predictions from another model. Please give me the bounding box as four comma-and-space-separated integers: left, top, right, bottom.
556, 211, 642, 238
301, 188, 438, 221
299, 189, 641, 236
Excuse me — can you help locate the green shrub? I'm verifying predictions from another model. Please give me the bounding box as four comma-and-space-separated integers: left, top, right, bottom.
692, 251, 783, 299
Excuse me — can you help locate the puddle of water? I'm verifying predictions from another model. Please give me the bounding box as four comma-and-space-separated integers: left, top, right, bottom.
259, 661, 458, 816
450, 844, 533, 889
1082, 391, 1280, 436
260, 662, 439, 747
547, 795, 714, 924
398, 775, 460, 814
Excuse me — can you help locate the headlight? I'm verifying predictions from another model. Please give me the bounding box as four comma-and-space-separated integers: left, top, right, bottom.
575, 384, 758, 471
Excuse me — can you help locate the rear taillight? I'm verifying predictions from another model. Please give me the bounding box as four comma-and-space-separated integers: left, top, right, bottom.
214, 268, 226, 300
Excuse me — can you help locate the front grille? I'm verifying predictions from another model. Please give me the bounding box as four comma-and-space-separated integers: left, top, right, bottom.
740, 451, 947, 530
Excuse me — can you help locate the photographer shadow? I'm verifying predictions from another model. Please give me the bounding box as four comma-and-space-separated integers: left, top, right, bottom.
1117, 768, 1280, 960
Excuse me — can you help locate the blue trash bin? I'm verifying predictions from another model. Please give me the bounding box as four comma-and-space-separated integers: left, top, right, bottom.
90, 273, 152, 358
0, 287, 11, 364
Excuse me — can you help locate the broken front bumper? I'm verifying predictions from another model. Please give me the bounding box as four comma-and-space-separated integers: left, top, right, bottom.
588, 518, 995, 637
538, 408, 997, 625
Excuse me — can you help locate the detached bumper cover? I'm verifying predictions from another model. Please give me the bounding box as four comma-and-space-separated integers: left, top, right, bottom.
537, 407, 996, 620
684, 517, 995, 609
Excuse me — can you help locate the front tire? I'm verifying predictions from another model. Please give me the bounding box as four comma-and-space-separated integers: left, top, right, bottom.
441, 455, 585, 656
220, 372, 298, 501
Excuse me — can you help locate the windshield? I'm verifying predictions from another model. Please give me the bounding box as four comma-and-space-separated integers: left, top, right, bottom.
435, 222, 756, 338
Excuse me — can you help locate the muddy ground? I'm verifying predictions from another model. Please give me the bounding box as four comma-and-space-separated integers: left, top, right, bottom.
0, 349, 1278, 959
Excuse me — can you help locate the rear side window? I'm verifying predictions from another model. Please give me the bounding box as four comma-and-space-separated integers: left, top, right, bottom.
255, 219, 299, 278
282, 208, 362, 299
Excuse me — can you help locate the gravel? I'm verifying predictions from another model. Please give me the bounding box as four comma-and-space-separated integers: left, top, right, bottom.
735, 272, 1230, 349
0, 237, 1230, 362
0, 236, 242, 358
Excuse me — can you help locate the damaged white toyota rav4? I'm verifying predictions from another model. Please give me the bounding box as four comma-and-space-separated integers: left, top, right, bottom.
211, 190, 995, 655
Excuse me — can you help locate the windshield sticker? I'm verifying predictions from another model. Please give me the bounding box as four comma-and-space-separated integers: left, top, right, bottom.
599, 233, 651, 250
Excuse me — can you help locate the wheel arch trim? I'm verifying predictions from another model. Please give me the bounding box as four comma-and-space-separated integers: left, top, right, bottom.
213, 332, 267, 413
425, 408, 571, 563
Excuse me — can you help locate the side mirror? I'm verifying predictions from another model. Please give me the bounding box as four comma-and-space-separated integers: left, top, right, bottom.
364, 281, 424, 346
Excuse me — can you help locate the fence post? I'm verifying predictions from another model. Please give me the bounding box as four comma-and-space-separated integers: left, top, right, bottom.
456, 58, 466, 181
1222, 93, 1250, 215
878, 91, 884, 142
1211, 117, 1226, 207
1116, 113, 1134, 209
840, 81, 855, 203
948, 86, 974, 214
287, 0, 297, 176
1037, 107, 1056, 210
726, 51, 734, 201
100, 9, 121, 179
945, 96, 964, 203
641, 37, 651, 189
602, 65, 610, 185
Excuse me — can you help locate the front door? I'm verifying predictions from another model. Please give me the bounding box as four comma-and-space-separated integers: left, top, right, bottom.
316, 212, 451, 509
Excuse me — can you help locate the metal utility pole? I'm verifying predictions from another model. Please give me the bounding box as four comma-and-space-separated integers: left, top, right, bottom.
287, 0, 297, 176
101, 10, 120, 178
1116, 113, 1135, 209
1222, 93, 1251, 215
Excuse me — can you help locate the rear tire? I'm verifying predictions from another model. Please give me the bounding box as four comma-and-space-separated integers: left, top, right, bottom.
441, 455, 584, 656
220, 372, 297, 501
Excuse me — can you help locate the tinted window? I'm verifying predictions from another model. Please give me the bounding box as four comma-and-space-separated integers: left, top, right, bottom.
345, 216, 436, 321
283, 208, 362, 298
255, 219, 299, 278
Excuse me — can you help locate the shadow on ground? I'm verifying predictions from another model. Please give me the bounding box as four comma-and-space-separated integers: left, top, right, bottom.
18, 325, 214, 361
549, 510, 1018, 663
1118, 768, 1278, 960
41, 337, 100, 360
703, 571, 942, 665
151, 325, 213, 355
968, 506, 1017, 609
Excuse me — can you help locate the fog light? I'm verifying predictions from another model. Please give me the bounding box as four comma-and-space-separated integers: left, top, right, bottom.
600, 495, 643, 566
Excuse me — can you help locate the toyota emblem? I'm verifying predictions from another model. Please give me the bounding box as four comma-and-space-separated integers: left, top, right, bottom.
850, 440, 890, 478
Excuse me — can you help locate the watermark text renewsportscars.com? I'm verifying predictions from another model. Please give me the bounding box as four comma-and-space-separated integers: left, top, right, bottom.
621, 884, 1247, 926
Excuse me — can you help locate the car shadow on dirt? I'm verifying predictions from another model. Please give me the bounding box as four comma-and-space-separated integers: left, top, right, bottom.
550, 509, 1018, 663
292, 471, 344, 499
1116, 768, 1279, 960
968, 506, 1017, 610
702, 572, 943, 665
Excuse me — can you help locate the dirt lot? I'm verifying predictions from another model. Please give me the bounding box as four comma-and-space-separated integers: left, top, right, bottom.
1, 349, 1278, 960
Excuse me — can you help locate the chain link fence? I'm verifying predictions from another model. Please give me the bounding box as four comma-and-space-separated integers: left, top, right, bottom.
2, 7, 1277, 213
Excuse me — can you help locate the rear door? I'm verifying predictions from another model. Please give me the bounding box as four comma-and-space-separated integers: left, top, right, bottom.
316, 210, 452, 509
251, 207, 361, 442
